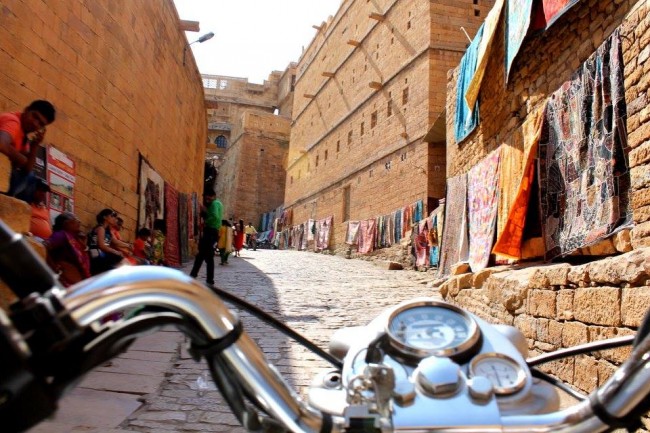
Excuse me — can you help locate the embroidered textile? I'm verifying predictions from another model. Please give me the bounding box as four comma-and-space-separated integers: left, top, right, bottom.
455, 23, 484, 142
539, 30, 630, 260
307, 219, 316, 241
415, 222, 429, 267
439, 174, 469, 277
468, 149, 501, 272
505, 0, 534, 83
163, 183, 180, 267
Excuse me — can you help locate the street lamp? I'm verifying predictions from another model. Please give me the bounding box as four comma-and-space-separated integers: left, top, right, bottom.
183, 31, 214, 66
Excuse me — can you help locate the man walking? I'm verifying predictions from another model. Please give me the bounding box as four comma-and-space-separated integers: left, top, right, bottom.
189, 190, 223, 285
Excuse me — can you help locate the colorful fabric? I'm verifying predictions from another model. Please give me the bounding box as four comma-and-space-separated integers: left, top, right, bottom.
414, 200, 423, 222
316, 216, 333, 251
454, 23, 484, 143
358, 219, 376, 254
493, 106, 545, 258
163, 183, 180, 267
465, 0, 505, 109
46, 230, 91, 287
415, 219, 429, 267
430, 246, 440, 267
307, 219, 315, 241
468, 149, 501, 272
539, 30, 630, 260
346, 220, 360, 245
439, 174, 469, 277
531, 0, 579, 31
505, 0, 534, 83
394, 210, 402, 243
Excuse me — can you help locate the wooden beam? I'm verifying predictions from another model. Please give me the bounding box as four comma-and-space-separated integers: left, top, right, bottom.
303, 94, 316, 99
312, 24, 323, 31
322, 72, 335, 78
400, 132, 409, 139
369, 13, 385, 22
369, 81, 383, 90
179, 20, 200, 32
347, 39, 361, 47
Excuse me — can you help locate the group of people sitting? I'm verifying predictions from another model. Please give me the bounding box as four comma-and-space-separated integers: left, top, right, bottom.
39, 208, 166, 288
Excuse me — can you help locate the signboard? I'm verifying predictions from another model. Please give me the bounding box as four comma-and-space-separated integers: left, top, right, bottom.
47, 145, 76, 223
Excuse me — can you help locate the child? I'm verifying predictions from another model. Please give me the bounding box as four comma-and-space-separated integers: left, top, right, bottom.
133, 227, 152, 264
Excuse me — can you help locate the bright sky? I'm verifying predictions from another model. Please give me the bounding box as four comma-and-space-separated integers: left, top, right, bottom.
173, 0, 343, 84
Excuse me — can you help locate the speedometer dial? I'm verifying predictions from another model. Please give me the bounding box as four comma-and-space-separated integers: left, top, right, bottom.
385, 300, 481, 361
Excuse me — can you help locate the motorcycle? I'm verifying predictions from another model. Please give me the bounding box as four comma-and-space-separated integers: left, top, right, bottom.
1, 218, 649, 433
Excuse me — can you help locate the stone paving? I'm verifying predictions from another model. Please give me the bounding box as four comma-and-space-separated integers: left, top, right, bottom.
29, 248, 438, 433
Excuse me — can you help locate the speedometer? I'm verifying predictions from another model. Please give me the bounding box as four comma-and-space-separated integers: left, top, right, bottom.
385, 300, 481, 361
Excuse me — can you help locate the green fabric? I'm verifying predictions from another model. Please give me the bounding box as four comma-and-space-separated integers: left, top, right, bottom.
205, 199, 223, 230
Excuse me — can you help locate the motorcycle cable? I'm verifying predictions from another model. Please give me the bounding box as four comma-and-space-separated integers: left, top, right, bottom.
526, 336, 635, 403
207, 283, 343, 370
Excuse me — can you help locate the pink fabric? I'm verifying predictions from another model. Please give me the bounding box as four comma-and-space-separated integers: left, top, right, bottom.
358, 219, 377, 254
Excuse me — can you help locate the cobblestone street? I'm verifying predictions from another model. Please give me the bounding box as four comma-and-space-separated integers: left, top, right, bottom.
32, 249, 439, 433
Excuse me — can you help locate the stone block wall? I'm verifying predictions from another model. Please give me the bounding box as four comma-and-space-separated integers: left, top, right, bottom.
0, 0, 207, 238
440, 248, 650, 398
286, 0, 492, 251
215, 111, 290, 226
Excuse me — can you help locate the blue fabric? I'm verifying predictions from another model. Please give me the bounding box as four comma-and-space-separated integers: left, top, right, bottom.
454, 23, 484, 143
414, 200, 423, 222
505, 0, 534, 81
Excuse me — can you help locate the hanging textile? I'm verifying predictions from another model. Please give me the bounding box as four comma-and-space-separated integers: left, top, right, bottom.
401, 206, 411, 238
178, 193, 189, 263
386, 214, 394, 247
539, 30, 630, 260
358, 219, 377, 254
300, 223, 308, 251
163, 183, 181, 267
394, 209, 402, 243
492, 106, 545, 258
414, 200, 423, 223
415, 219, 429, 267
346, 221, 360, 245
465, 0, 505, 109
467, 149, 501, 272
438, 174, 469, 277
316, 216, 333, 251
454, 23, 484, 143
505, 0, 534, 83
307, 219, 316, 241
531, 0, 579, 31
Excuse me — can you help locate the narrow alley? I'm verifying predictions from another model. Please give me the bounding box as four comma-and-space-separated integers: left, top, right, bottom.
30, 249, 438, 433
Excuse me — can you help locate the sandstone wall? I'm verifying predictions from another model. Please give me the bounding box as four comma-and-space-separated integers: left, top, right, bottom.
286, 0, 492, 251
215, 111, 290, 226
0, 0, 207, 238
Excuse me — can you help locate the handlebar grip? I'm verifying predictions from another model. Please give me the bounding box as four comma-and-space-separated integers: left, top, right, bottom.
0, 219, 61, 299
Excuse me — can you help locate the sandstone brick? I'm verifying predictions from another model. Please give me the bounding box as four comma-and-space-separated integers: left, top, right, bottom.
613, 229, 634, 252
622, 286, 650, 326
528, 289, 557, 318
556, 289, 575, 320
596, 359, 617, 387
632, 221, 650, 248
573, 286, 621, 326
587, 248, 649, 286
562, 321, 589, 348
573, 355, 599, 394
548, 320, 564, 346
587, 326, 634, 364
513, 315, 536, 340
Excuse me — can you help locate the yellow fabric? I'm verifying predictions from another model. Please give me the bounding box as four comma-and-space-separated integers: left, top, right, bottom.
218, 226, 234, 252
492, 105, 546, 259
465, 0, 505, 109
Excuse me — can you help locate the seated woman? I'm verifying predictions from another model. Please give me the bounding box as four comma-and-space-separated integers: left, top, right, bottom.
45, 212, 91, 287
133, 227, 152, 264
88, 208, 125, 275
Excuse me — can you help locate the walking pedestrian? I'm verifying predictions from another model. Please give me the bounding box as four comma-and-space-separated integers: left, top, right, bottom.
233, 219, 245, 257
189, 190, 223, 285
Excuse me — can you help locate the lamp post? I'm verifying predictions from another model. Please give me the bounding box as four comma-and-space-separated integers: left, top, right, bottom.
183, 31, 215, 66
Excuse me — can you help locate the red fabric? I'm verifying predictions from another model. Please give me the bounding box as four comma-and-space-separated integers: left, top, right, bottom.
531, 0, 578, 30
164, 183, 181, 267
133, 238, 147, 259
0, 112, 26, 152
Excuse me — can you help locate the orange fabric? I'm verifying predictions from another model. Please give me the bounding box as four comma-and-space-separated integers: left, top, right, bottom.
492, 106, 545, 259
30, 204, 52, 239
0, 112, 26, 152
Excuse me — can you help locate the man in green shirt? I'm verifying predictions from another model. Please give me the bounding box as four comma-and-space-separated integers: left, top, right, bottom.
189, 190, 223, 285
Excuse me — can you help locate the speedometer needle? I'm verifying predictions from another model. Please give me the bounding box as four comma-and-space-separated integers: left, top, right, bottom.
491, 365, 502, 387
